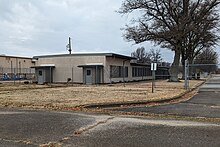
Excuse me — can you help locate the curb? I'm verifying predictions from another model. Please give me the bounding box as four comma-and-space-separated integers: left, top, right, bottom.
83, 81, 206, 109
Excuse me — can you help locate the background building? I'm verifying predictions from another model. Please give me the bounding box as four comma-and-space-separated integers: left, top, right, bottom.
0, 55, 35, 80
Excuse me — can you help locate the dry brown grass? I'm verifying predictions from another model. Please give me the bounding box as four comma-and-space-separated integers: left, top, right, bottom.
0, 80, 204, 109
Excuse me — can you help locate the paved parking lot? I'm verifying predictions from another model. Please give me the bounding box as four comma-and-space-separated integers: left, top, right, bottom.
0, 108, 99, 146
0, 108, 220, 147
0, 75, 220, 147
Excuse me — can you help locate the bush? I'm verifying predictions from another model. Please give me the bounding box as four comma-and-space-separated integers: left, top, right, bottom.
24, 81, 29, 84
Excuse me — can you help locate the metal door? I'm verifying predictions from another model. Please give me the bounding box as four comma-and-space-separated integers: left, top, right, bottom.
38, 70, 44, 84
85, 69, 93, 84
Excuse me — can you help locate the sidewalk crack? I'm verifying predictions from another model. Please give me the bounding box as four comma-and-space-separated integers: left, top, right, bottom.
40, 116, 115, 146
74, 116, 115, 135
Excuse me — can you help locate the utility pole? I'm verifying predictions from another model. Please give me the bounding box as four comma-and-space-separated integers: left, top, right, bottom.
68, 37, 72, 54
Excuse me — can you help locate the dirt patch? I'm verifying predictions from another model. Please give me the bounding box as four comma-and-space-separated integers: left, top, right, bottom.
0, 80, 204, 110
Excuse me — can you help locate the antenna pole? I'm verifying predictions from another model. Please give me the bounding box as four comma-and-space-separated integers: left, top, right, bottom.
68, 37, 72, 54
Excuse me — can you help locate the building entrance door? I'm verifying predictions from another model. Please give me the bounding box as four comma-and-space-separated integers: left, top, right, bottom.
85, 69, 93, 84
38, 70, 44, 84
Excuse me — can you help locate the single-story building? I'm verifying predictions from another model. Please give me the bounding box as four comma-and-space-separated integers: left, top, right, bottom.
32, 53, 170, 84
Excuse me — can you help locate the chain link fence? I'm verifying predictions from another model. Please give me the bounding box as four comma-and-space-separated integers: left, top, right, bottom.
0, 67, 35, 81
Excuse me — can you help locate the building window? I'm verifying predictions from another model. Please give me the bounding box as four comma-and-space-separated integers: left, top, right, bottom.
110, 65, 128, 78
39, 70, 42, 76
132, 67, 150, 77
86, 70, 91, 76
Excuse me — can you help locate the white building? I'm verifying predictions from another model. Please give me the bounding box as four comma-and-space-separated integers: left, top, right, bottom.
32, 53, 158, 84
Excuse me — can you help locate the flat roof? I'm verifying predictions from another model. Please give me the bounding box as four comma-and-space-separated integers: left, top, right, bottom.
33, 53, 136, 60
0, 55, 32, 59
31, 64, 55, 68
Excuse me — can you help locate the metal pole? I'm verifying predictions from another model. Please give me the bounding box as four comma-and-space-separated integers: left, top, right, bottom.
187, 62, 190, 88
123, 60, 128, 87
50, 67, 52, 86
123, 64, 125, 87
95, 66, 98, 85
151, 63, 157, 93
16, 58, 18, 73
122, 60, 126, 87
19, 61, 21, 82
72, 67, 74, 85
184, 60, 189, 90
152, 70, 155, 93
14, 68, 15, 85
11, 61, 13, 78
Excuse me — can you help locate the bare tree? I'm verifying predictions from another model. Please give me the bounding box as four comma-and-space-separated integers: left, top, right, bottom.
149, 48, 162, 63
131, 47, 150, 63
119, 0, 220, 81
194, 48, 218, 73
131, 47, 162, 63
180, 1, 220, 78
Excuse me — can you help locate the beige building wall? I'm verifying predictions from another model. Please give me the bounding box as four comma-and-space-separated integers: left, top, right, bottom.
35, 55, 106, 83
105, 56, 131, 83
0, 55, 35, 74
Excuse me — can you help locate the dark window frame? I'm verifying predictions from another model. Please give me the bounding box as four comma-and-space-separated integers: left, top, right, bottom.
110, 65, 128, 78
132, 67, 150, 77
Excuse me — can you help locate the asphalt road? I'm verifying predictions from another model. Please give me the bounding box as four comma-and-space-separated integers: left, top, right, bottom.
0, 108, 220, 147
110, 75, 220, 118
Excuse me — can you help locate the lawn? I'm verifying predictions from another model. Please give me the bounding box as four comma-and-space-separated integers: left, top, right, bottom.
0, 80, 204, 109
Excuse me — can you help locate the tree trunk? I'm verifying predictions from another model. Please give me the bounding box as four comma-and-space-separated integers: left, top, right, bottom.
169, 50, 181, 82
181, 56, 186, 80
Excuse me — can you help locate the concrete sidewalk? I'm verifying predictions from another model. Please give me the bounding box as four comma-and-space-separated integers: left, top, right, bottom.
199, 74, 220, 92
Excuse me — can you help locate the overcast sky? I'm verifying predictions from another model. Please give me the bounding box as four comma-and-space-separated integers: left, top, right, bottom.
0, 0, 219, 63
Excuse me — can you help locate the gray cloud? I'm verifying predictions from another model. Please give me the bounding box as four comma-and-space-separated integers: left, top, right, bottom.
0, 0, 218, 63
0, 0, 132, 55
